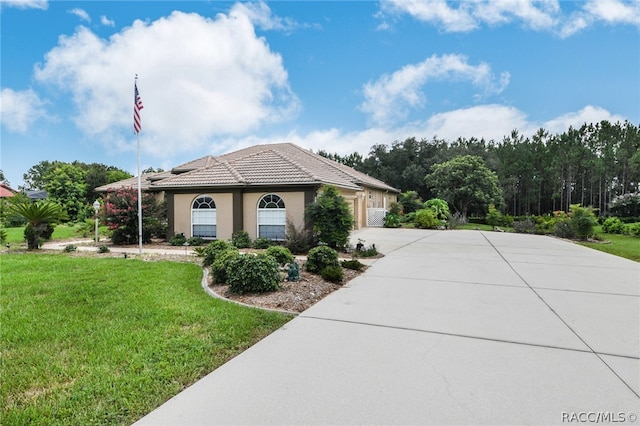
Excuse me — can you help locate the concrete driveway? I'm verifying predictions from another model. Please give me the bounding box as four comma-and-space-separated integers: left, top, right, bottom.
135, 229, 639, 425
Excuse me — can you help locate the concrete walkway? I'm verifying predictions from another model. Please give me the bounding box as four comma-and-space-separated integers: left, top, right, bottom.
134, 229, 639, 425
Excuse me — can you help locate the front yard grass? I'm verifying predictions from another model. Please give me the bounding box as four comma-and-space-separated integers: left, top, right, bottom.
1, 254, 292, 425
579, 226, 640, 262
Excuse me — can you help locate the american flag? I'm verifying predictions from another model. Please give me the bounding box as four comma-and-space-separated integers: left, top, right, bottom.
134, 82, 144, 134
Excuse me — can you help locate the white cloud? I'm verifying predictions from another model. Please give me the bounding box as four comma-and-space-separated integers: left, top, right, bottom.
380, 0, 478, 32
68, 8, 90, 23
211, 104, 626, 160
231, 1, 301, 32
583, 0, 640, 25
0, 88, 48, 133
0, 0, 47, 10
33, 8, 300, 158
100, 15, 115, 27
360, 54, 509, 126
379, 0, 640, 36
542, 105, 626, 134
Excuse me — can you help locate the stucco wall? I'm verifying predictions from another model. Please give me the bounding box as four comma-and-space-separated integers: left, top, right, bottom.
242, 191, 306, 240
172, 193, 234, 240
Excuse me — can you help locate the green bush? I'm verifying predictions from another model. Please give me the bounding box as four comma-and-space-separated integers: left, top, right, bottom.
626, 223, 640, 237
97, 245, 110, 253
201, 239, 234, 266
383, 213, 401, 228
341, 259, 364, 271
399, 191, 423, 214
187, 236, 205, 246
227, 253, 281, 294
63, 244, 77, 252
232, 230, 252, 249
414, 209, 441, 229
321, 265, 344, 283
211, 248, 240, 284
306, 245, 339, 273
265, 245, 294, 265
602, 217, 625, 234
569, 204, 598, 240
170, 233, 187, 246
253, 236, 274, 249
424, 198, 450, 220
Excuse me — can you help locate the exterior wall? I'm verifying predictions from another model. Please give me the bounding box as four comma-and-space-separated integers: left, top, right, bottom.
242, 190, 306, 240
336, 187, 398, 229
167, 185, 398, 240
172, 192, 234, 240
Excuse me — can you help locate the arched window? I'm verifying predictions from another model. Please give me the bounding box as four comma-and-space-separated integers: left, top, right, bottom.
257, 194, 286, 240
192, 196, 216, 239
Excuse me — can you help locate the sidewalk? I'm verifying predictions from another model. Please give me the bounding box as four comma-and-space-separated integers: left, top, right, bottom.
134, 229, 640, 425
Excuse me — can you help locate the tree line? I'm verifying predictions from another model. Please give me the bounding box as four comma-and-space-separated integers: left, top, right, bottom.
320, 120, 640, 217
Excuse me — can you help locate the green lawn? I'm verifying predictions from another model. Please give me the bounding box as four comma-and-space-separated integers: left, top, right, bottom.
579, 226, 640, 262
1, 254, 292, 425
4, 223, 108, 247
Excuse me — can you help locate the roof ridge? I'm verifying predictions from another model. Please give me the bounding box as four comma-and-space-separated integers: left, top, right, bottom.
268, 148, 319, 181
219, 159, 246, 183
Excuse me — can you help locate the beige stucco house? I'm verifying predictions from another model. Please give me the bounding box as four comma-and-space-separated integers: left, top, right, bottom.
97, 143, 399, 241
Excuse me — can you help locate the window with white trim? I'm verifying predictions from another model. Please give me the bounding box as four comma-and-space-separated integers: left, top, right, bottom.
257, 194, 286, 240
192, 196, 216, 239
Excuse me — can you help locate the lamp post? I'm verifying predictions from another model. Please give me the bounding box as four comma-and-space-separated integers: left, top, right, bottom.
93, 200, 100, 245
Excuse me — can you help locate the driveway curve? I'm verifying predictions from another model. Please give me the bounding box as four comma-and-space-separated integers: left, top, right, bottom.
135, 229, 639, 425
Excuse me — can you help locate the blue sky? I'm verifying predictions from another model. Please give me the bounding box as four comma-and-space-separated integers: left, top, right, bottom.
1, 0, 639, 188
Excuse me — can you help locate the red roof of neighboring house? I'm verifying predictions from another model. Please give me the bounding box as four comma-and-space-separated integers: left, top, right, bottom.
0, 183, 17, 198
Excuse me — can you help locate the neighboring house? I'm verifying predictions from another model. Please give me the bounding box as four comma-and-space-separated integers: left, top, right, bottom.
96, 143, 399, 241
0, 183, 17, 198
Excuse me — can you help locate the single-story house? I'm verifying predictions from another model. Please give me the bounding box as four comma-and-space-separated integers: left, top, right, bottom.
97, 143, 399, 241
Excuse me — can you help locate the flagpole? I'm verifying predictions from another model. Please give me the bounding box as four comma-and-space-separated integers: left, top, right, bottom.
135, 75, 143, 256
137, 130, 143, 256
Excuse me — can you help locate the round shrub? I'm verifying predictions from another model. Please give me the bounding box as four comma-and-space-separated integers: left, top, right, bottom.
253, 236, 274, 249
414, 209, 441, 229
63, 244, 77, 253
602, 217, 625, 234
265, 245, 294, 265
201, 239, 234, 266
170, 233, 187, 246
321, 265, 344, 283
231, 230, 252, 248
211, 248, 240, 284
306, 245, 339, 273
227, 253, 281, 294
187, 236, 205, 246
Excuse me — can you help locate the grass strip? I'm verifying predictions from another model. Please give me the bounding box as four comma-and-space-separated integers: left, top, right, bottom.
1, 254, 292, 425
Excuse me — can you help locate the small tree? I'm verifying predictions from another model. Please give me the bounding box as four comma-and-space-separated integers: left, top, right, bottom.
102, 187, 164, 245
425, 155, 503, 217
569, 204, 598, 240
9, 200, 66, 249
305, 186, 353, 250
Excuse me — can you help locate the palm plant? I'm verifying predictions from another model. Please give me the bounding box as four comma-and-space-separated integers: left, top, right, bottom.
9, 201, 66, 249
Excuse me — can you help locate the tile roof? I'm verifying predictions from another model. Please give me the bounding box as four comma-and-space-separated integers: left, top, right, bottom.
99, 143, 399, 193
